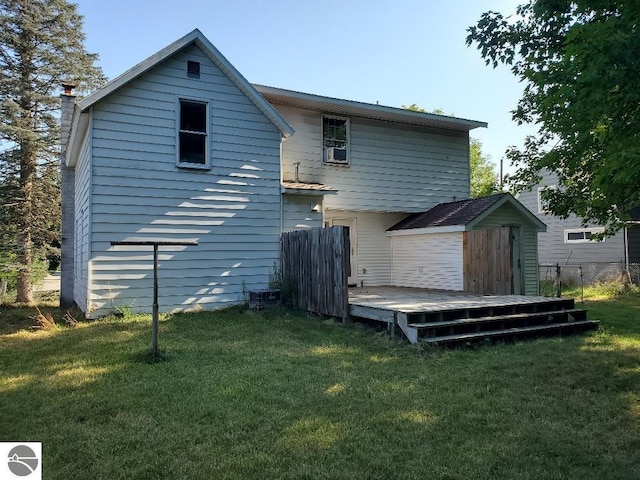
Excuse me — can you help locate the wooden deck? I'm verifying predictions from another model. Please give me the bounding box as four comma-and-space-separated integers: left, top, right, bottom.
348, 287, 598, 345
349, 287, 560, 322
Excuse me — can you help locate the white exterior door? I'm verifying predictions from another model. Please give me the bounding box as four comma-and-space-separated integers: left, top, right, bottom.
332, 218, 357, 286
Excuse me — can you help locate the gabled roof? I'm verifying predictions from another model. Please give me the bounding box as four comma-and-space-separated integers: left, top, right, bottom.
66, 30, 294, 166
78, 29, 293, 138
254, 84, 487, 132
388, 193, 546, 232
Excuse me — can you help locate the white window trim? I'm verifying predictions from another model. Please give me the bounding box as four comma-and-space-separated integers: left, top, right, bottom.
321, 114, 350, 166
564, 227, 605, 244
537, 185, 556, 214
176, 96, 210, 169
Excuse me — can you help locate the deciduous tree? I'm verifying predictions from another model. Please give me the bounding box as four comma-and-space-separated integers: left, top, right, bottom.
470, 138, 498, 198
467, 0, 640, 233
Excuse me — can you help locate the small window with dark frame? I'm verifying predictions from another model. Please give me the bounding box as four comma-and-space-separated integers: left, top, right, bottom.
322, 115, 349, 164
179, 100, 207, 165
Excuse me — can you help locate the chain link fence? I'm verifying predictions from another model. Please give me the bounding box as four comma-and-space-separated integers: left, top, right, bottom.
539, 262, 640, 297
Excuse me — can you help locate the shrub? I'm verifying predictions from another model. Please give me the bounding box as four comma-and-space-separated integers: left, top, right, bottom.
0, 252, 49, 292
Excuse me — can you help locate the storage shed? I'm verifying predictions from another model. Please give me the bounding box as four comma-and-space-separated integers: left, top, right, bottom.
387, 194, 546, 296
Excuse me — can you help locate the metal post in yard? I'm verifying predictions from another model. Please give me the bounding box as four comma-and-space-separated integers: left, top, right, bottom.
111, 240, 198, 359
579, 264, 584, 304
556, 263, 562, 298
152, 244, 159, 356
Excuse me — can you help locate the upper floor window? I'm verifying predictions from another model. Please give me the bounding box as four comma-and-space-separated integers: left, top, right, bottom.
322, 115, 349, 165
537, 185, 556, 213
178, 99, 208, 168
564, 227, 605, 243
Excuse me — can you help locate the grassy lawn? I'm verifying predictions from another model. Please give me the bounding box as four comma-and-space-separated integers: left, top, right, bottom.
1, 289, 639, 479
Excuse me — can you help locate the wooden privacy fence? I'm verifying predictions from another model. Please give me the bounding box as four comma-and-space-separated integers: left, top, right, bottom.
280, 226, 349, 320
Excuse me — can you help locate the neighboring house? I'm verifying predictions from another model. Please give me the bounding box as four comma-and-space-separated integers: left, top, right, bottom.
518, 171, 640, 282
61, 29, 535, 317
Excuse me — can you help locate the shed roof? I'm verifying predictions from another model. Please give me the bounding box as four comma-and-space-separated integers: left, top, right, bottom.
254, 85, 487, 132
388, 193, 546, 232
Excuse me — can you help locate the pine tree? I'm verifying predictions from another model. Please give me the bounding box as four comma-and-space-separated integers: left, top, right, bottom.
0, 0, 105, 302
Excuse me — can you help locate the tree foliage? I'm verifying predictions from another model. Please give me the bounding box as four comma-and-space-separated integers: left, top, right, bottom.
402, 104, 498, 198
470, 138, 499, 197
467, 0, 640, 233
0, 0, 105, 301
402, 103, 445, 115
0, 149, 60, 287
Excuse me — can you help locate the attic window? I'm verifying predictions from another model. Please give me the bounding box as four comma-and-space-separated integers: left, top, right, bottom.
187, 61, 200, 78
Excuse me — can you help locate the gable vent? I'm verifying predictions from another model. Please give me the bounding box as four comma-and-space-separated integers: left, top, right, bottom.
187, 60, 200, 78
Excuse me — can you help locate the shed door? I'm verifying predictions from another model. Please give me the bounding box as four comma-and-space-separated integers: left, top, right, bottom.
463, 227, 514, 295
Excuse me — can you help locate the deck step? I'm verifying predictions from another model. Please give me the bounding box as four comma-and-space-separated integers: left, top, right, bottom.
408, 309, 587, 329
421, 320, 599, 345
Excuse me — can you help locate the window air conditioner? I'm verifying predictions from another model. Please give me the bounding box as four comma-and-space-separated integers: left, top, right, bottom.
326, 147, 348, 163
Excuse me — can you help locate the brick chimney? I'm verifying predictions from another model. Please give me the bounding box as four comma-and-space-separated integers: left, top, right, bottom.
60, 84, 76, 307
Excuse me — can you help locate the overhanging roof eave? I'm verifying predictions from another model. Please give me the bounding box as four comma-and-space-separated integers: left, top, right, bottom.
255, 84, 487, 132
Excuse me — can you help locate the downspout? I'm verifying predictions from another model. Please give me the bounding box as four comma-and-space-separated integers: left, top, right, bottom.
279, 141, 284, 234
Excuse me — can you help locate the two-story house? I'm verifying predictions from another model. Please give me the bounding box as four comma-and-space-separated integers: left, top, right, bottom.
256, 84, 487, 288
61, 29, 505, 317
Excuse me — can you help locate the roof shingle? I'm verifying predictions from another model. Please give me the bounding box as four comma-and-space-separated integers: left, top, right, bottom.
388, 194, 508, 231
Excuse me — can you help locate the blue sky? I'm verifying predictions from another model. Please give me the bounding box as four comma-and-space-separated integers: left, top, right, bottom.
75, 0, 532, 175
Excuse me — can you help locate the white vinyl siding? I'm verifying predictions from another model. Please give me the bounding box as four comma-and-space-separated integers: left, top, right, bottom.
277, 105, 470, 212
73, 132, 91, 311
84, 44, 282, 316
282, 195, 323, 232
391, 232, 464, 290
326, 211, 408, 286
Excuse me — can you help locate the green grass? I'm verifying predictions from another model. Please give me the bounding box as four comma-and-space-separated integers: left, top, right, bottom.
1, 289, 640, 479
